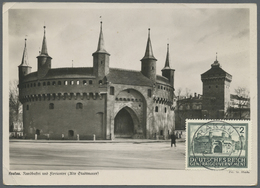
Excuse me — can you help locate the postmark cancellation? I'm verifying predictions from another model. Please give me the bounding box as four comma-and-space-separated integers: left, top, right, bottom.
186, 119, 250, 170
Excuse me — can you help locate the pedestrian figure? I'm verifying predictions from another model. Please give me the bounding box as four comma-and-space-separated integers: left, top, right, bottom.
171, 133, 176, 147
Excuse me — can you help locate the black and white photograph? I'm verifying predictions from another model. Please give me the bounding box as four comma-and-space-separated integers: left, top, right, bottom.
3, 3, 257, 186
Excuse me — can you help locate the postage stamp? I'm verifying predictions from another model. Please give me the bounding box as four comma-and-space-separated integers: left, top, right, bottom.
186, 119, 250, 170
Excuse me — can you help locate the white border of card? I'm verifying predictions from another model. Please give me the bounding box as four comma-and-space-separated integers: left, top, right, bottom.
3, 3, 257, 186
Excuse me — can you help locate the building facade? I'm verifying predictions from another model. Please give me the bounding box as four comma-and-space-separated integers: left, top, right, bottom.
175, 57, 250, 130
18, 23, 176, 140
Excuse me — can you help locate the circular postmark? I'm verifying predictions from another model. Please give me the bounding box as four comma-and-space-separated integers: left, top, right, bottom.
190, 120, 243, 170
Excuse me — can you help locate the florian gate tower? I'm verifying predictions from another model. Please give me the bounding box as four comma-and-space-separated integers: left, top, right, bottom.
18, 23, 175, 140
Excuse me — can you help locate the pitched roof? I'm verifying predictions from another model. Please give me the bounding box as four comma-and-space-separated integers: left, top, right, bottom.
201, 62, 232, 81
162, 44, 171, 70
141, 29, 157, 61
106, 68, 153, 86
19, 39, 30, 67
93, 22, 109, 55
23, 67, 94, 82
156, 75, 171, 85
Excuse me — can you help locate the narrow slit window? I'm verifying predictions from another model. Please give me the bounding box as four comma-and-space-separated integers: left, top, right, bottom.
110, 87, 114, 95
148, 89, 152, 97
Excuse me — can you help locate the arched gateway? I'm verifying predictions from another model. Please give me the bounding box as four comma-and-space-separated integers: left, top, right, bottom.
114, 107, 140, 138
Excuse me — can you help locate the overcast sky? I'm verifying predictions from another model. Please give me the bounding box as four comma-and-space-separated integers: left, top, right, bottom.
8, 3, 251, 95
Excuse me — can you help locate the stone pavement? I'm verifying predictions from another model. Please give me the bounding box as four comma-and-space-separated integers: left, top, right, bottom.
9, 137, 185, 143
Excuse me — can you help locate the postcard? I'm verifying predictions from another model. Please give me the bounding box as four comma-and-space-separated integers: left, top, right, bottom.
3, 3, 257, 186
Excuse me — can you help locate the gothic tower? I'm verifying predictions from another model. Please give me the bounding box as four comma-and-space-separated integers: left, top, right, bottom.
92, 21, 110, 78
18, 38, 31, 84
37, 26, 52, 79
201, 54, 232, 119
141, 28, 157, 83
161, 44, 175, 89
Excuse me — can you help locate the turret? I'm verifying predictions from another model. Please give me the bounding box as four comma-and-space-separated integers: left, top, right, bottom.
141, 28, 157, 83
92, 21, 110, 78
37, 26, 52, 79
161, 44, 175, 88
18, 38, 31, 84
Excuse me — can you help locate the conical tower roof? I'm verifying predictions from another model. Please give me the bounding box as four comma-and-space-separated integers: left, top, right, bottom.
38, 26, 51, 57
19, 38, 30, 67
141, 28, 157, 61
94, 22, 109, 54
162, 44, 171, 70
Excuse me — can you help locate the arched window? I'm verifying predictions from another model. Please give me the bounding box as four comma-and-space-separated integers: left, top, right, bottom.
70, 81, 74, 85
43, 82, 46, 86
38, 82, 41, 86
34, 83, 36, 87
99, 80, 102, 85
89, 80, 93, 85
49, 103, 54, 109
58, 81, 61, 85
158, 85, 160, 89
26, 105, 29, 110
47, 82, 50, 86
52, 81, 56, 85
83, 80, 87, 85
110, 87, 114, 95
76, 81, 80, 85
161, 86, 163, 89
165, 107, 167, 113
76, 103, 83, 109
64, 81, 68, 85
155, 106, 158, 112
30, 83, 32, 87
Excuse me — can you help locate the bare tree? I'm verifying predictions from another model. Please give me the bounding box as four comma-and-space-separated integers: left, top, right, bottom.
185, 88, 192, 98
9, 80, 22, 133
226, 87, 250, 119
176, 87, 182, 97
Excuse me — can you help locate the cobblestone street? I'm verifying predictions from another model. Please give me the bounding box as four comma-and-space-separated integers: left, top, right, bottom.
10, 140, 185, 170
